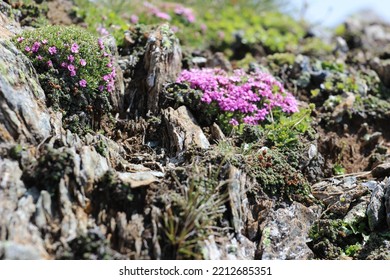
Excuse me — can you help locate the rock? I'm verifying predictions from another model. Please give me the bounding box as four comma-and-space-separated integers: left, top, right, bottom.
117, 171, 164, 188
259, 202, 320, 260
311, 177, 368, 216
0, 242, 43, 260
370, 58, 390, 87
367, 182, 386, 231
383, 178, 390, 229
210, 123, 226, 142
344, 196, 369, 225
202, 234, 256, 260
371, 162, 390, 178
102, 35, 125, 116
127, 24, 182, 117
162, 106, 210, 155
0, 1, 21, 39
227, 165, 249, 235
0, 39, 52, 144
0, 158, 49, 259
206, 52, 232, 71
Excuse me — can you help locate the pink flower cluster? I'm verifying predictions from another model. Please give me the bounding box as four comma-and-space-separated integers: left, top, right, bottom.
174, 5, 195, 23
19, 37, 116, 92
177, 68, 298, 126
143, 1, 196, 23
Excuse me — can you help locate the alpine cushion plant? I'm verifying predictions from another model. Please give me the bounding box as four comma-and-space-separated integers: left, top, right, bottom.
176, 68, 298, 131
13, 26, 116, 134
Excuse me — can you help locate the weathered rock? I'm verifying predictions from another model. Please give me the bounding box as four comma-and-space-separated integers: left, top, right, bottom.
0, 39, 52, 144
371, 162, 390, 178
344, 196, 369, 225
370, 58, 390, 87
127, 24, 182, 117
117, 171, 164, 188
102, 35, 125, 116
162, 106, 210, 155
367, 182, 386, 231
0, 158, 49, 259
383, 178, 390, 229
206, 52, 232, 71
259, 202, 321, 260
227, 165, 249, 235
202, 234, 256, 260
0, 1, 21, 39
311, 177, 368, 216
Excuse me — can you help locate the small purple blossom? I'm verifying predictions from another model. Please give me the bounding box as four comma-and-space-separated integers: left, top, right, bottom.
31, 42, 40, 53
67, 64, 75, 72
48, 46, 57, 55
229, 119, 239, 126
41, 39, 48, 44
97, 26, 109, 36
47, 60, 53, 67
80, 59, 86, 66
98, 38, 104, 50
98, 85, 104, 92
25, 46, 31, 52
37, 55, 43, 61
79, 79, 87, 88
154, 11, 171, 21
130, 14, 139, 24
70, 70, 76, 77
174, 5, 195, 23
70, 43, 79, 53
17, 37, 24, 43
68, 55, 74, 63
61, 62, 68, 68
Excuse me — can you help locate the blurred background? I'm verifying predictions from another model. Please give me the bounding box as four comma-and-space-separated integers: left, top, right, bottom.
289, 0, 390, 27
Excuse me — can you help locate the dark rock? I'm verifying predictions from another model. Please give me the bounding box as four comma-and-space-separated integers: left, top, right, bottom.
372, 162, 390, 178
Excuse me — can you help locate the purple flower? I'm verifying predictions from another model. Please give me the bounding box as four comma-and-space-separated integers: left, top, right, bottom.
97, 26, 109, 36
37, 55, 43, 61
68, 55, 74, 63
61, 62, 68, 68
154, 11, 171, 21
17, 37, 24, 43
130, 14, 139, 24
42, 39, 48, 44
67, 64, 75, 72
80, 59, 86, 66
98, 38, 104, 50
229, 119, 239, 126
47, 60, 53, 67
70, 70, 76, 77
32, 42, 40, 53
25, 46, 31, 52
48, 46, 57, 55
103, 74, 110, 82
79, 79, 87, 88
98, 85, 104, 92
70, 43, 79, 53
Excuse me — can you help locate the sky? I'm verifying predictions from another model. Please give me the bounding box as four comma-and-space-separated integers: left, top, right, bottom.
287, 0, 390, 27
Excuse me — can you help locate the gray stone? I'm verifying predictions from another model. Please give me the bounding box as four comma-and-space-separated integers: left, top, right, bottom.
367, 183, 386, 231
162, 106, 210, 155
259, 202, 321, 260
311, 177, 368, 216
0, 39, 52, 144
383, 178, 390, 229
117, 171, 164, 188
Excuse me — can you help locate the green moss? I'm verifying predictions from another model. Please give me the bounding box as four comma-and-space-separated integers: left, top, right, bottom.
245, 147, 311, 202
